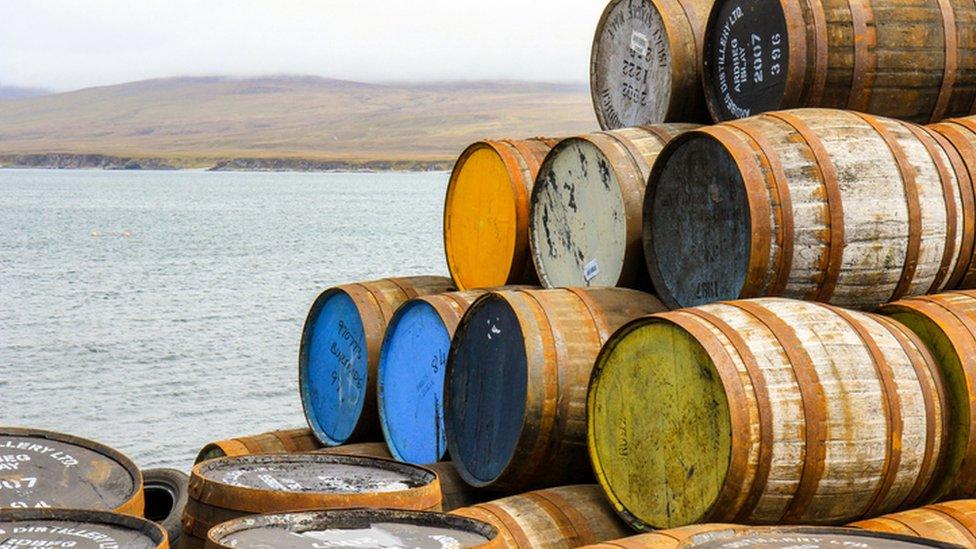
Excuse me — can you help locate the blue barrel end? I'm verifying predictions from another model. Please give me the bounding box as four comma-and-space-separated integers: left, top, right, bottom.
445, 294, 527, 486
378, 300, 452, 464
299, 290, 368, 446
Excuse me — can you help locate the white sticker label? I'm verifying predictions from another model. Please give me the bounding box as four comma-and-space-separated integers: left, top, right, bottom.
584, 260, 600, 283
630, 31, 649, 57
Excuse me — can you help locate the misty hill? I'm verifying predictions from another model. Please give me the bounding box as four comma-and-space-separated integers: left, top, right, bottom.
0, 76, 597, 170
0, 86, 50, 100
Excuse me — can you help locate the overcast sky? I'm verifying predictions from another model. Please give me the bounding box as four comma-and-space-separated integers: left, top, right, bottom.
0, 1, 605, 91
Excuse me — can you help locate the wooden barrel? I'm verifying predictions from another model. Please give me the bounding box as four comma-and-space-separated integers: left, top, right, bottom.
529, 124, 698, 289
0, 509, 168, 549
583, 526, 959, 548
181, 453, 442, 549
881, 291, 976, 500
0, 427, 143, 514
378, 290, 487, 464
927, 117, 976, 289
591, 0, 713, 128
444, 139, 557, 290
588, 298, 946, 530
425, 461, 493, 512
299, 276, 454, 446
701, 0, 976, 123
644, 108, 970, 310
194, 428, 321, 463
451, 485, 632, 548
445, 287, 666, 491
206, 508, 501, 549
851, 499, 976, 546
317, 442, 394, 459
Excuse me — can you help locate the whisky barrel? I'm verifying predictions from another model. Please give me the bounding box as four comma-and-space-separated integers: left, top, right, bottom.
850, 499, 976, 546
588, 298, 946, 530
927, 117, 976, 289
582, 525, 957, 548
180, 453, 441, 548
317, 442, 393, 459
644, 108, 969, 310
881, 291, 976, 500
446, 288, 666, 491
444, 139, 557, 290
194, 428, 321, 463
299, 276, 455, 446
0, 427, 143, 514
591, 0, 714, 127
206, 508, 501, 549
0, 509, 168, 549
701, 0, 976, 123
425, 461, 492, 512
529, 125, 697, 289
378, 290, 487, 464
451, 485, 631, 548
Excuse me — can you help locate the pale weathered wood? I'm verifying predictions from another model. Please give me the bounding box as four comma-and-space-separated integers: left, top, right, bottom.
851, 499, 976, 546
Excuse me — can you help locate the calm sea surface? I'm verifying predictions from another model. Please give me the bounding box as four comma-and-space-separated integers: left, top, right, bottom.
0, 169, 449, 470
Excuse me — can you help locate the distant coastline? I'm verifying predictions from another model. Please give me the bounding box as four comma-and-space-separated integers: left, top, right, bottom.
0, 153, 453, 172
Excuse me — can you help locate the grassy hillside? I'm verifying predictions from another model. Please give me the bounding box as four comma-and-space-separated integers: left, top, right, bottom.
0, 76, 597, 169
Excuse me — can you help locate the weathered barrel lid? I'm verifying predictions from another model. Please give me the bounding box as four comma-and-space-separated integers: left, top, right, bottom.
0, 427, 143, 513
0, 508, 167, 549
207, 508, 500, 549
680, 526, 960, 548
190, 453, 441, 513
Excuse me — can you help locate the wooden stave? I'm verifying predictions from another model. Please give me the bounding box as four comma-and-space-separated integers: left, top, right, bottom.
927, 118, 976, 289
850, 499, 976, 546
644, 109, 966, 310
587, 298, 945, 530
444, 139, 556, 291
451, 485, 632, 549
298, 276, 454, 446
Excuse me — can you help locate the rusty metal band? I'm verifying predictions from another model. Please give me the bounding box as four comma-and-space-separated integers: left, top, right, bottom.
662, 311, 753, 522
507, 291, 561, 489
639, 123, 681, 145
932, 0, 959, 122
425, 295, 465, 336
929, 123, 976, 287
567, 288, 614, 343
683, 308, 774, 523
353, 282, 393, 326
873, 315, 944, 505
730, 300, 827, 523
824, 306, 902, 519
602, 130, 653, 180
703, 126, 773, 298
216, 439, 250, 457
675, 0, 704, 58
476, 503, 534, 548
242, 433, 285, 454
804, 0, 830, 105
780, 0, 809, 107
490, 141, 532, 281
530, 490, 596, 545
507, 139, 544, 177
386, 277, 421, 301
855, 113, 922, 301
847, 0, 877, 112
906, 124, 957, 293
929, 504, 976, 545
273, 431, 301, 453
729, 118, 795, 295
767, 112, 844, 302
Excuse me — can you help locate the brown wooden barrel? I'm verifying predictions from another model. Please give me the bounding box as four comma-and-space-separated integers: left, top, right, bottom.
850, 499, 976, 546
591, 0, 714, 127
180, 453, 442, 549
702, 0, 976, 123
529, 125, 698, 289
927, 116, 976, 289
194, 428, 322, 463
644, 108, 971, 310
378, 290, 489, 464
299, 276, 455, 447
317, 442, 394, 459
588, 298, 946, 530
444, 139, 557, 290
446, 288, 666, 491
451, 485, 632, 548
0, 427, 144, 514
425, 461, 494, 512
583, 526, 960, 548
0, 508, 169, 549
206, 508, 501, 549
881, 291, 976, 500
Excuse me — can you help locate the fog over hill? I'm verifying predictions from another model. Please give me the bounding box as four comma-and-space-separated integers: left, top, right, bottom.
0, 76, 596, 170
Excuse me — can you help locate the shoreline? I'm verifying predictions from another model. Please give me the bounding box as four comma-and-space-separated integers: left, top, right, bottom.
0, 153, 454, 173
